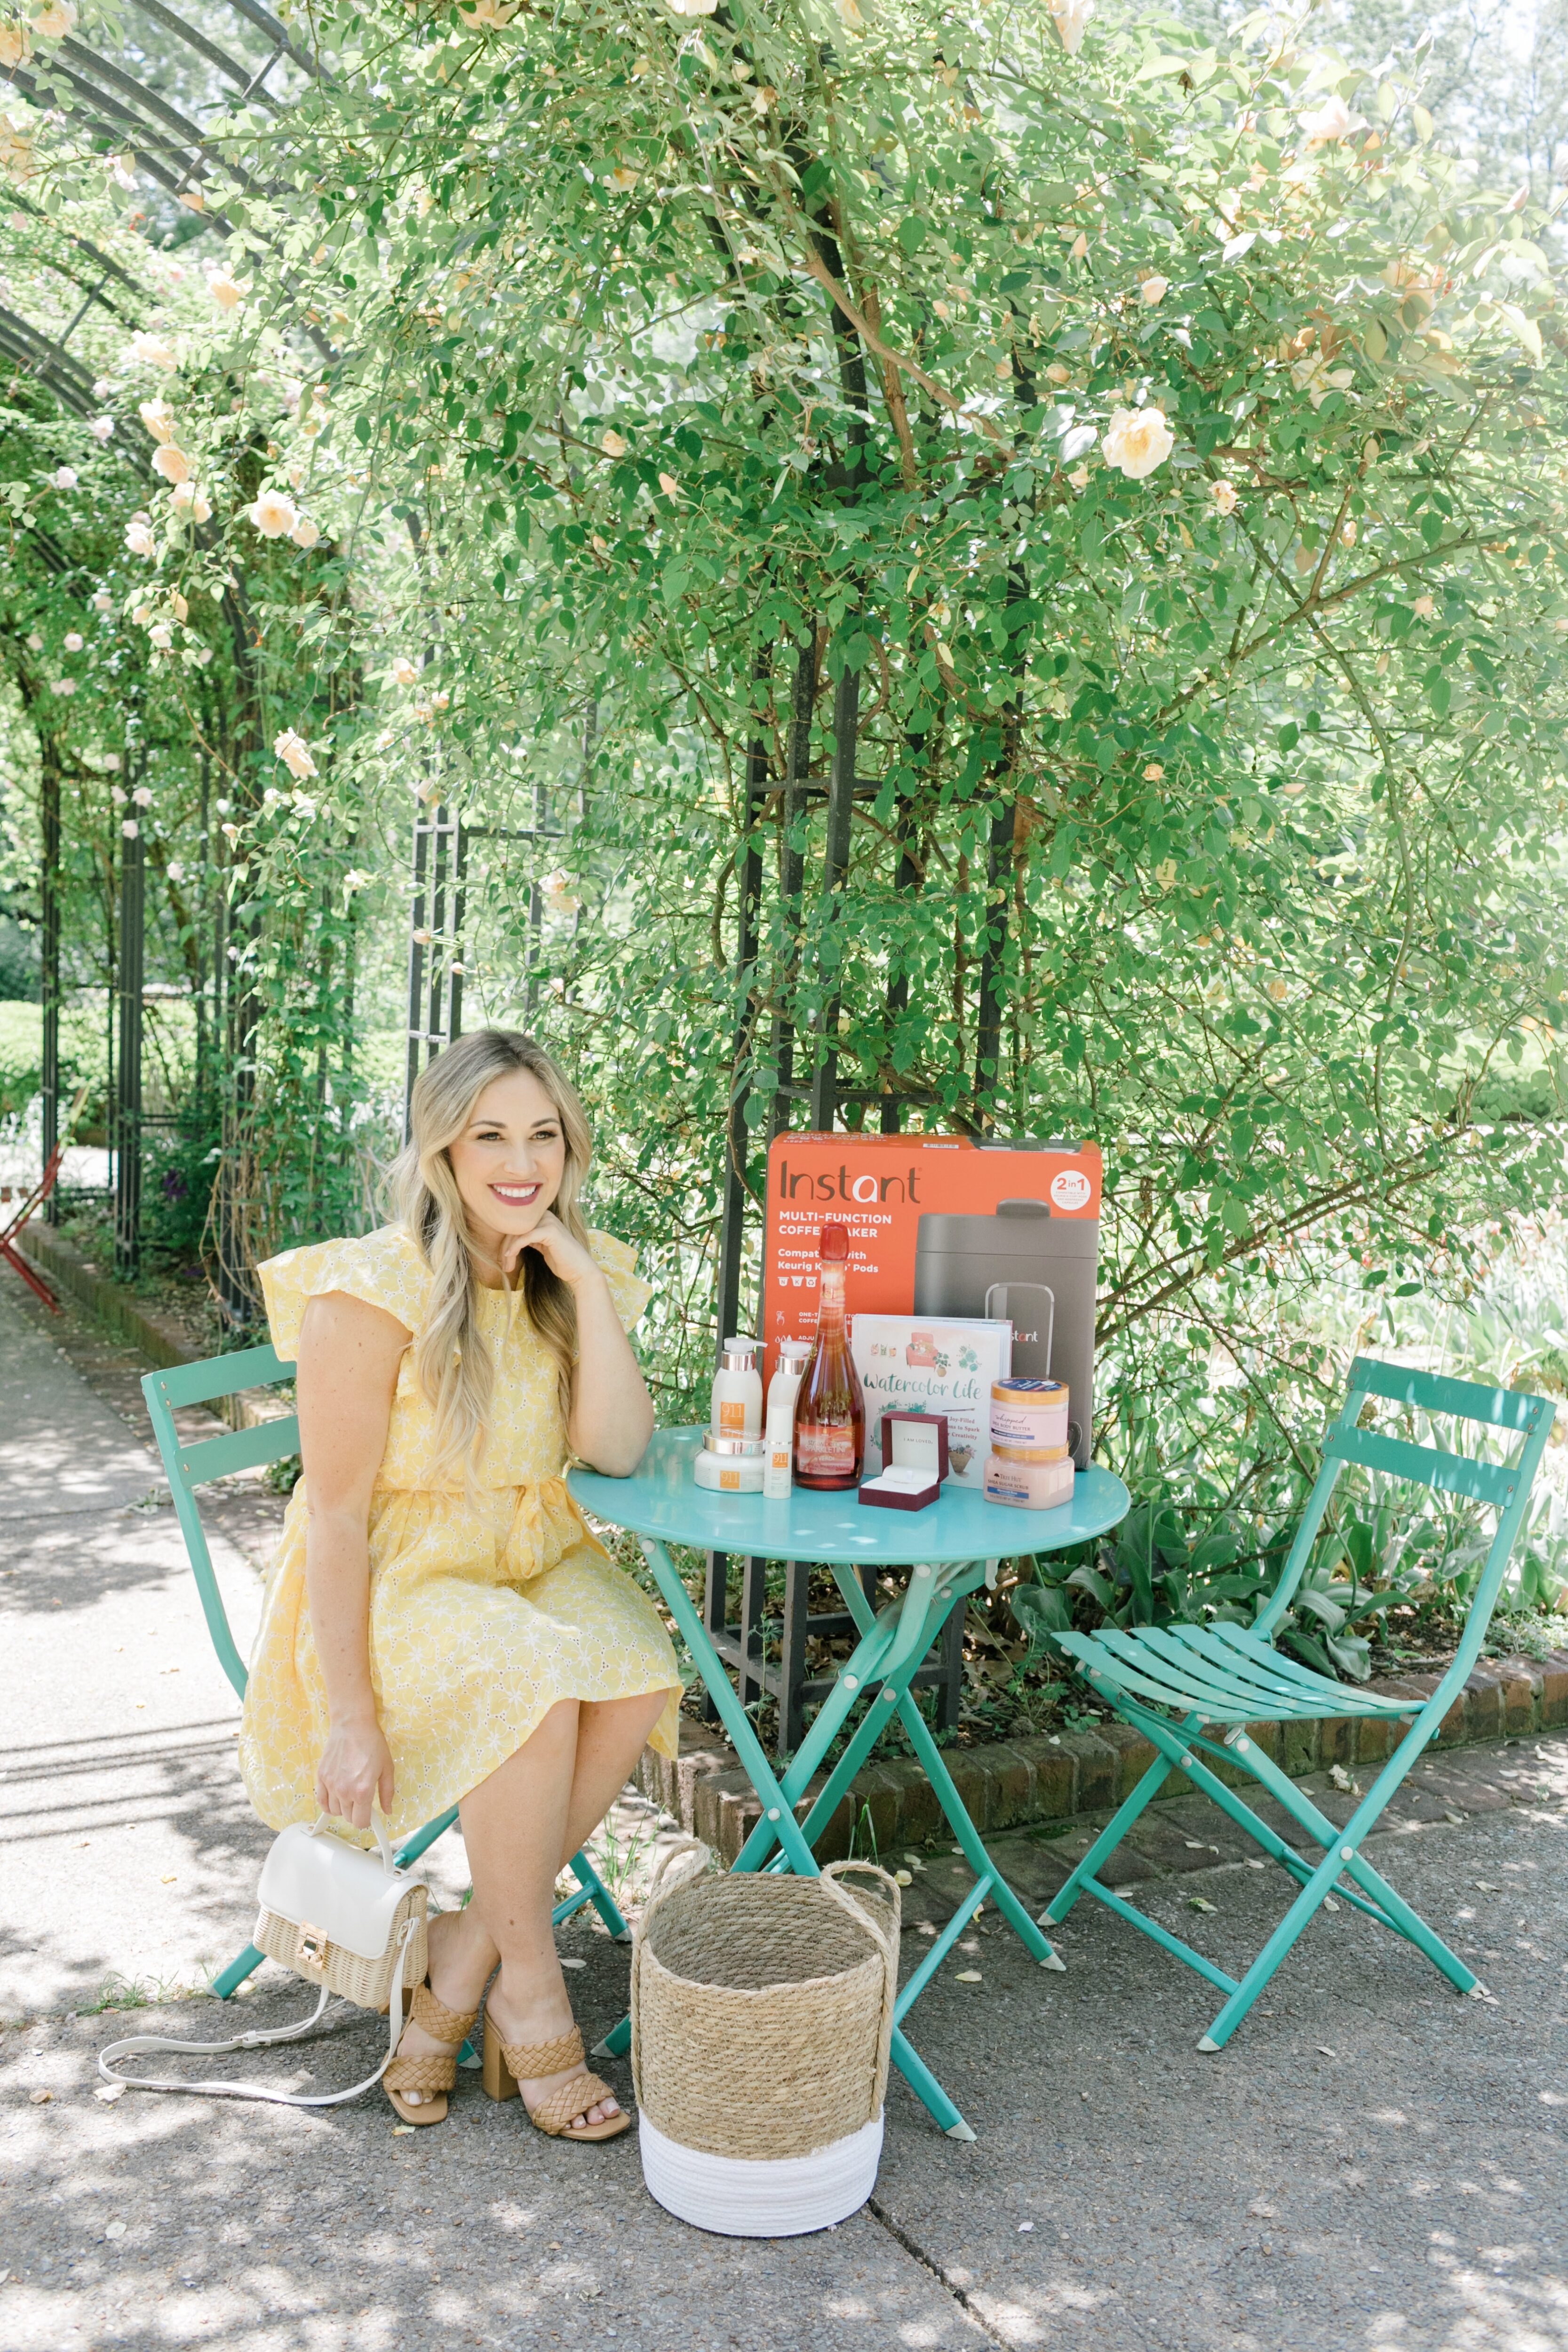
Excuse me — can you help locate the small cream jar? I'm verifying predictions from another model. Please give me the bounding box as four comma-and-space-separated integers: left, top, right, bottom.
694, 1432, 767, 1494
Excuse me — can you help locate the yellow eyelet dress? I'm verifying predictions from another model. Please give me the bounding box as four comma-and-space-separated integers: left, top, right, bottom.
238, 1223, 681, 1840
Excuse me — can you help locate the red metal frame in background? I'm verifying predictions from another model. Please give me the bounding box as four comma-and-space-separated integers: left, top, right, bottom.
0, 1084, 91, 1312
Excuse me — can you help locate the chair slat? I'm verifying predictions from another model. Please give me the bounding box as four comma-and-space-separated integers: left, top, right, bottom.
1118, 1627, 1297, 1715
1058, 1633, 1258, 1723
1191, 1623, 1353, 1702
174, 1415, 301, 1488
146, 1343, 294, 1411
1161, 1626, 1329, 1709
1346, 1356, 1544, 1433
1095, 1629, 1246, 1713
1202, 1624, 1415, 1713
1325, 1422, 1518, 1507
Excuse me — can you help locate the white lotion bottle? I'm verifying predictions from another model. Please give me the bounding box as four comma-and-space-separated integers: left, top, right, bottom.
711, 1337, 764, 1440
762, 1340, 813, 1500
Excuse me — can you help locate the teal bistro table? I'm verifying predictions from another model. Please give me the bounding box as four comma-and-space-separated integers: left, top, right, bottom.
571, 1428, 1130, 2140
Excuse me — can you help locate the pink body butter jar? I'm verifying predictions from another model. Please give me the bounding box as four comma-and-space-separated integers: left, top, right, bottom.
990, 1377, 1070, 1454
983, 1451, 1075, 1511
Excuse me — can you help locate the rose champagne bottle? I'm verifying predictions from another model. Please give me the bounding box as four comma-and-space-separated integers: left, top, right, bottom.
792, 1221, 865, 1490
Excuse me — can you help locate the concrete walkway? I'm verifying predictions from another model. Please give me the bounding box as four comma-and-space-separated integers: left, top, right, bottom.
2, 1268, 1566, 2350
0, 1271, 273, 2018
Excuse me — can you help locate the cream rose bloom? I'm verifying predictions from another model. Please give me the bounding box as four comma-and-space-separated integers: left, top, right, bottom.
1048, 0, 1093, 53
88, 414, 114, 442
138, 398, 176, 444
126, 331, 177, 371
151, 443, 190, 484
170, 480, 212, 524
391, 656, 419, 686
247, 488, 299, 539
63, 630, 83, 651
274, 728, 318, 781
1210, 479, 1238, 516
207, 271, 247, 310
125, 519, 156, 557
1300, 95, 1354, 146
1103, 405, 1174, 480
1139, 275, 1169, 306
289, 513, 320, 548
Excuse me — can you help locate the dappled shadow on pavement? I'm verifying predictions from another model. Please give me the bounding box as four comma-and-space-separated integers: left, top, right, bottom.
877, 1773, 1568, 2351
0, 1909, 979, 2352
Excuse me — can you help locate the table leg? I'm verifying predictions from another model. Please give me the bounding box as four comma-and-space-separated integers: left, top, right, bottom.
828, 1565, 1065, 1973
731, 1563, 985, 1874
611, 1536, 974, 2137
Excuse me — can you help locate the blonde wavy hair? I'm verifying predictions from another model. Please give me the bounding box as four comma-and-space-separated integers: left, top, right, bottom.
390, 1028, 594, 1481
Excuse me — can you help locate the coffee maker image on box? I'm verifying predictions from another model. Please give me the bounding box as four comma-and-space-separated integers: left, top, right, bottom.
912, 1198, 1098, 1467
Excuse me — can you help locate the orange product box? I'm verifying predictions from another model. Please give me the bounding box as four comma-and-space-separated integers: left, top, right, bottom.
761, 1132, 1101, 1366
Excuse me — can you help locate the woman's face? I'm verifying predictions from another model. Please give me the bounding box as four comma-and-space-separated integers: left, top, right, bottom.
446, 1067, 569, 1263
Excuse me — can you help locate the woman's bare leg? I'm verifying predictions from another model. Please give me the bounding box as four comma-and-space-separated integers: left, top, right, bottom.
390, 1700, 575, 2106
558, 1687, 674, 1867
398, 1688, 670, 2122
477, 1689, 669, 2128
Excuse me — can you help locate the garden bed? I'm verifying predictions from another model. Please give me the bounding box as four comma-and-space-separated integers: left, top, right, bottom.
639, 1645, 1568, 1867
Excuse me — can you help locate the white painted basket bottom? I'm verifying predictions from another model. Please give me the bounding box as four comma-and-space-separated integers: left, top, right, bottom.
638, 2111, 883, 2238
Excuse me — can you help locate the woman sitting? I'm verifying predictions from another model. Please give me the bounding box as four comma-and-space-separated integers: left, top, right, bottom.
239, 1027, 680, 2139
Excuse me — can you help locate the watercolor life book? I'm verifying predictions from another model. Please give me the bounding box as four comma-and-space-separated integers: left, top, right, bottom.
849, 1314, 1012, 1487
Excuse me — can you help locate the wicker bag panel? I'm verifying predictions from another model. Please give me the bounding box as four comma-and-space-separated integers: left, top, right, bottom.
631, 1851, 899, 2164
255, 1883, 428, 2012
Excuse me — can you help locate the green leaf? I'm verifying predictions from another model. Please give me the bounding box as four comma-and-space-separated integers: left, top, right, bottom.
1011, 1581, 1072, 1642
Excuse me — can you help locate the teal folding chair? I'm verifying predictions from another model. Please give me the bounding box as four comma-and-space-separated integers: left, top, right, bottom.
142, 1344, 630, 2003
1044, 1357, 1554, 2050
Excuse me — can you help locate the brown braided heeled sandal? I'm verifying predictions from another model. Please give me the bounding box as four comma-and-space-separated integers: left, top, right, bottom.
480, 2015, 631, 2141
382, 1980, 480, 2127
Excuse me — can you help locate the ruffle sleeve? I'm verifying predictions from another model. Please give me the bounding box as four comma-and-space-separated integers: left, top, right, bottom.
587, 1228, 653, 1333
259, 1225, 430, 1363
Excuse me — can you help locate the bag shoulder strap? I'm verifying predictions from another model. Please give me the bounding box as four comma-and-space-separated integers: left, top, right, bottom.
97, 1917, 419, 2108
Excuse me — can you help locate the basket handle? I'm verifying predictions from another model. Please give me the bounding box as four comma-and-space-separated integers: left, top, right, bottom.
640, 1835, 710, 1927
820, 1860, 901, 2121
820, 1859, 901, 1973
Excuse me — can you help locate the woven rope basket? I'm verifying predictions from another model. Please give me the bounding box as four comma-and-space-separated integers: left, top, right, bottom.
255, 1883, 428, 2015
630, 1841, 899, 2235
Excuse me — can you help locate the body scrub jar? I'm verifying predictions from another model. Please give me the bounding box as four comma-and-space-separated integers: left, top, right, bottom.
983, 1378, 1074, 1511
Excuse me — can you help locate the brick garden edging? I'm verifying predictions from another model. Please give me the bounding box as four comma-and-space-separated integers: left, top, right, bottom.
16, 1223, 279, 1435
637, 1646, 1568, 1865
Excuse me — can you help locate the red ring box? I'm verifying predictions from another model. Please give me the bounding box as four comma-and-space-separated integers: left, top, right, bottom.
859, 1412, 950, 1512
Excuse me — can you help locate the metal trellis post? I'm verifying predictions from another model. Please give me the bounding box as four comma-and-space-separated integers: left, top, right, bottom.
113, 811, 144, 1281
40, 753, 60, 1222
401, 800, 467, 1141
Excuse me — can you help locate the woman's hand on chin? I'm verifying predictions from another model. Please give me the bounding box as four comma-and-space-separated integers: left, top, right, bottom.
315, 1717, 394, 1831
503, 1211, 602, 1293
